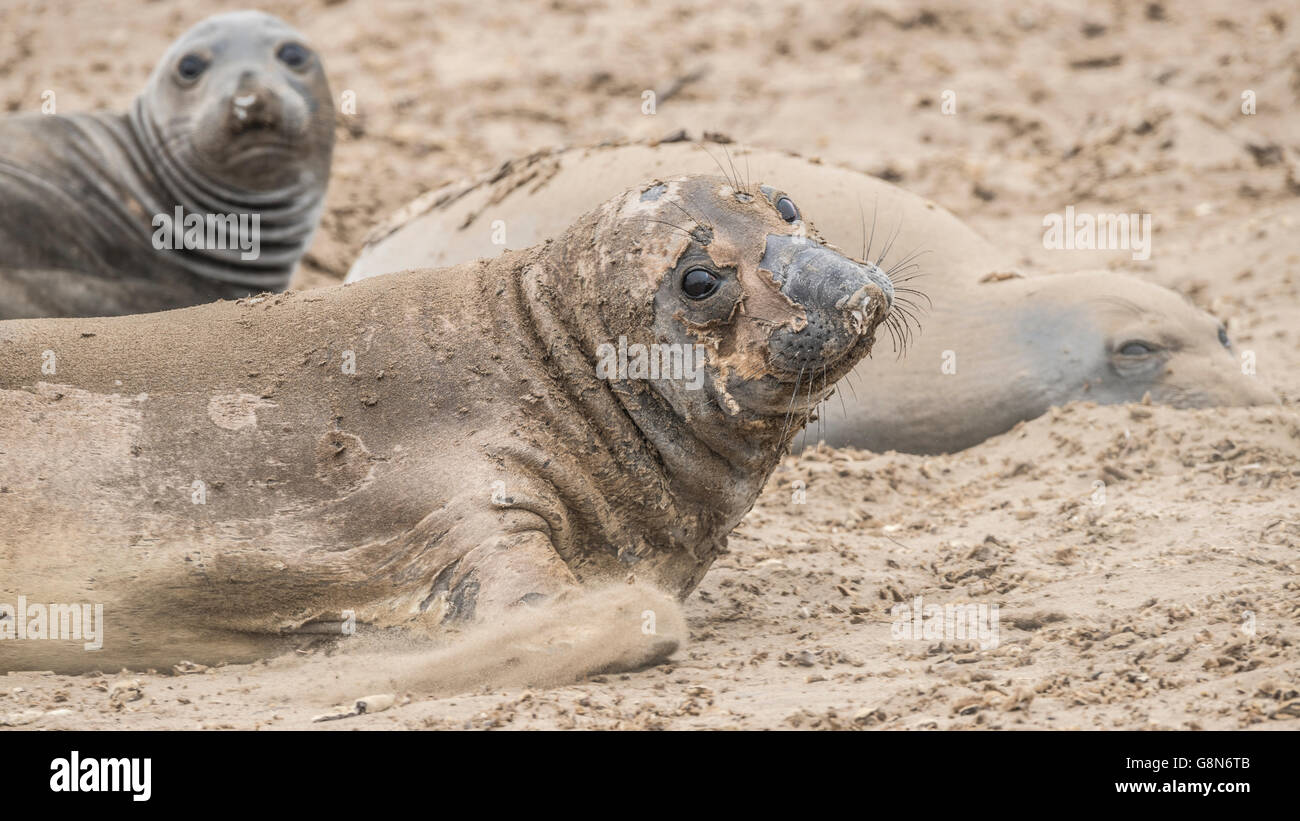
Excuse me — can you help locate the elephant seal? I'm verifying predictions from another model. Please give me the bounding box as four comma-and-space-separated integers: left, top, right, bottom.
0, 11, 334, 320
0, 173, 893, 673
348, 140, 1276, 453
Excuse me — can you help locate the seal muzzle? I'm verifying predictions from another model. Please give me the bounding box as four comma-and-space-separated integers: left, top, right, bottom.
760, 234, 894, 372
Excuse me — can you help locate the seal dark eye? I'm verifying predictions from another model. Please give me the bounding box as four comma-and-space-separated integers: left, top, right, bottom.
1218, 326, 1231, 349
775, 196, 800, 223
177, 54, 209, 80
1118, 341, 1156, 356
682, 267, 720, 300
277, 42, 311, 69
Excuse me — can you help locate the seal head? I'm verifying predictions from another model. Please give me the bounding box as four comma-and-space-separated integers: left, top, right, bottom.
136, 11, 334, 194
518, 174, 892, 593
1017, 271, 1278, 411
532, 174, 892, 458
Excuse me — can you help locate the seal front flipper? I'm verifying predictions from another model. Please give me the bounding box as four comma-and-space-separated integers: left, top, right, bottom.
424, 530, 679, 675
427, 529, 581, 623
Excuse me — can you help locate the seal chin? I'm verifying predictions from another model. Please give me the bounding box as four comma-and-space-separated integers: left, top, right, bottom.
223, 138, 306, 169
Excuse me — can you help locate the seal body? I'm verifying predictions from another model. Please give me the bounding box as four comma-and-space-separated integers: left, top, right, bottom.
0, 11, 334, 319
348, 141, 1276, 453
0, 174, 892, 672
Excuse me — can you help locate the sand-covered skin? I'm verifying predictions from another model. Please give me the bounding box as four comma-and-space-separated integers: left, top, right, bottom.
2, 0, 1299, 728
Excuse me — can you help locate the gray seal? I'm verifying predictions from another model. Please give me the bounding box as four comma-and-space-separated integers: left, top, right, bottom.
0, 173, 892, 673
0, 11, 334, 319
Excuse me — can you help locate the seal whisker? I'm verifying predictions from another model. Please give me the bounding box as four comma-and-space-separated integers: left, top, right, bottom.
894, 298, 928, 321
892, 299, 922, 332
889, 320, 909, 358
798, 366, 819, 452
883, 314, 905, 358
875, 217, 903, 268
882, 316, 898, 353
820, 364, 831, 443
891, 306, 922, 352
884, 265, 925, 284
798, 386, 812, 452
865, 195, 880, 263
722, 143, 744, 194
885, 307, 920, 359
1088, 294, 1147, 318
888, 277, 932, 307
780, 366, 805, 445
693, 141, 739, 190
892, 289, 930, 310
885, 246, 931, 276
857, 197, 867, 261
892, 318, 911, 358
843, 370, 860, 402
634, 218, 698, 239
813, 366, 825, 445
662, 198, 710, 231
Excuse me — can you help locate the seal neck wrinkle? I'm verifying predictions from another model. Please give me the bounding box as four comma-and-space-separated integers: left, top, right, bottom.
489, 246, 758, 584
123, 96, 324, 290
535, 236, 778, 483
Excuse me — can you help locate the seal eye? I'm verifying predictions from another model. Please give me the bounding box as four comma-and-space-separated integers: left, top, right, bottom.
1118, 341, 1156, 357
1218, 326, 1231, 349
775, 196, 800, 223
682, 267, 720, 300
177, 54, 209, 81
277, 42, 312, 69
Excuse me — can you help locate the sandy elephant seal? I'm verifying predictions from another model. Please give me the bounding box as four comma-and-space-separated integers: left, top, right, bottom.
0, 173, 892, 673
0, 11, 334, 320
348, 141, 1276, 454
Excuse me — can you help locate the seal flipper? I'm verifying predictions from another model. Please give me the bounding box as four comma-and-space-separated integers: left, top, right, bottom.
435, 530, 581, 623
428, 531, 679, 674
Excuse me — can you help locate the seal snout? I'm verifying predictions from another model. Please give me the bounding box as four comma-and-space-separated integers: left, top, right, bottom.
225, 70, 284, 134
760, 234, 893, 374
836, 281, 891, 336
